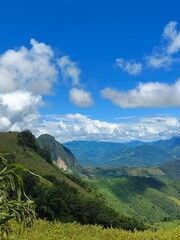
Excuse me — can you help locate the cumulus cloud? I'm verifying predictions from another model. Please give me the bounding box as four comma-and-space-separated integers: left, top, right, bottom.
58, 55, 81, 86
58, 56, 94, 107
147, 21, 180, 69
0, 39, 94, 133
33, 114, 180, 143
101, 80, 180, 108
115, 58, 142, 75
69, 88, 93, 107
0, 38, 58, 94
0, 39, 59, 132
0, 91, 42, 132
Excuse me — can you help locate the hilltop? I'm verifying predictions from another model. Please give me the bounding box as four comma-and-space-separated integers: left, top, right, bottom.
37, 134, 81, 171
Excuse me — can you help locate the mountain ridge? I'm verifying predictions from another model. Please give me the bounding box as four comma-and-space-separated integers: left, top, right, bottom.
65, 137, 180, 167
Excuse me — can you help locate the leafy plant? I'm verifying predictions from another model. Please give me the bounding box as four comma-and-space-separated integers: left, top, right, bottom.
0, 156, 36, 239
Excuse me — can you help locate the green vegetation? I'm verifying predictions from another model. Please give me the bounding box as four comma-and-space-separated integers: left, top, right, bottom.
1, 131, 180, 239
160, 160, 180, 180
0, 131, 146, 231
0, 156, 36, 239
92, 176, 180, 223
82, 165, 165, 179
18, 130, 52, 164
0, 132, 84, 190
11, 219, 180, 240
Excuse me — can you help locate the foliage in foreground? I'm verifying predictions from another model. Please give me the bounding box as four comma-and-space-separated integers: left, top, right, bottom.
0, 156, 36, 239
11, 219, 180, 240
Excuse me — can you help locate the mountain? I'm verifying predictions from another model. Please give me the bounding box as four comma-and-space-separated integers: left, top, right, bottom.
150, 136, 180, 149
160, 160, 180, 180
82, 160, 180, 180
123, 140, 145, 147
64, 141, 127, 166
0, 131, 144, 230
65, 137, 180, 167
1, 131, 179, 227
93, 176, 180, 223
108, 144, 171, 167
83, 159, 180, 223
0, 132, 83, 190
37, 134, 81, 171
149, 137, 180, 159
82, 165, 165, 179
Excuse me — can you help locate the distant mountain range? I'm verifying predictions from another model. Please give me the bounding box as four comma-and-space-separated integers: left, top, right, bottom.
0, 131, 179, 225
64, 137, 180, 167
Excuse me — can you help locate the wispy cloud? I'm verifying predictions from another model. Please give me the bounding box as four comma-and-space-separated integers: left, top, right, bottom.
164, 21, 180, 54
115, 58, 142, 75
147, 21, 180, 69
58, 55, 81, 86
101, 79, 180, 108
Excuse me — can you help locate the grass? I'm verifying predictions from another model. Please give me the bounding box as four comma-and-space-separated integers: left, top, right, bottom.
10, 219, 180, 240
0, 132, 86, 193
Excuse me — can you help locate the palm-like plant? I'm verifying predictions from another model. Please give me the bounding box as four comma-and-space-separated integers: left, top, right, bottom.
0, 156, 36, 239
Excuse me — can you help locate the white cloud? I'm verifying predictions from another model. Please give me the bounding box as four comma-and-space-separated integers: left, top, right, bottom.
163, 21, 180, 54
0, 39, 58, 94
0, 91, 42, 132
34, 114, 180, 143
0, 39, 58, 132
58, 55, 81, 86
101, 79, 180, 108
115, 58, 142, 75
146, 54, 174, 69
69, 88, 93, 107
0, 39, 94, 134
147, 21, 180, 69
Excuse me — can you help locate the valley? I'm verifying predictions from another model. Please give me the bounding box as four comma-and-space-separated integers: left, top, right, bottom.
0, 131, 180, 239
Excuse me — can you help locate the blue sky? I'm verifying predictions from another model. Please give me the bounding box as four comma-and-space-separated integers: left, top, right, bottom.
0, 0, 180, 142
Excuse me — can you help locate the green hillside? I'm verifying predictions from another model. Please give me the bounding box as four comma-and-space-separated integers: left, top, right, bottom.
0, 132, 83, 190
160, 160, 180, 180
0, 131, 145, 231
82, 165, 165, 179
92, 176, 180, 223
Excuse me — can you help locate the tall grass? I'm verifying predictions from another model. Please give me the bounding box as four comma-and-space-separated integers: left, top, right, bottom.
12, 219, 180, 240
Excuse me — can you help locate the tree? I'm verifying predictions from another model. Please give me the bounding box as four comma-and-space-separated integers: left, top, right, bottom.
18, 129, 38, 150
0, 156, 36, 239
18, 130, 53, 164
